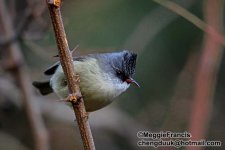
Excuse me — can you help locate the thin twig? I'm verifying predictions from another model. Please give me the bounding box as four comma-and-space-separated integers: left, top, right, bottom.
71, 44, 80, 56
153, 0, 225, 46
46, 0, 95, 150
186, 1, 224, 150
0, 0, 48, 47
54, 45, 79, 57
0, 7, 32, 46
0, 0, 49, 150
25, 0, 47, 27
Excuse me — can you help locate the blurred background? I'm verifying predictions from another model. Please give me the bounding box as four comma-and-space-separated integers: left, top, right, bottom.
0, 0, 224, 149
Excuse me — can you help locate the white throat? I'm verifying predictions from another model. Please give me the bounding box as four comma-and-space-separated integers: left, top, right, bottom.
101, 72, 130, 98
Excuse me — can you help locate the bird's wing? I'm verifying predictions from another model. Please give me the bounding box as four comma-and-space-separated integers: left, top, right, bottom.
44, 61, 60, 75
44, 56, 88, 75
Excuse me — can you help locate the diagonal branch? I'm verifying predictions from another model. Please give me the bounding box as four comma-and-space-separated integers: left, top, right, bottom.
153, 0, 225, 46
0, 0, 49, 150
123, 0, 195, 51
45, 0, 95, 150
186, 1, 224, 150
0, 8, 32, 46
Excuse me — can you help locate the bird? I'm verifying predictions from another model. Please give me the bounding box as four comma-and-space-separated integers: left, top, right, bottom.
32, 50, 139, 112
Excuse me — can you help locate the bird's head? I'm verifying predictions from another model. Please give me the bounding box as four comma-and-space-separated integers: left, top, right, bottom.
106, 50, 139, 87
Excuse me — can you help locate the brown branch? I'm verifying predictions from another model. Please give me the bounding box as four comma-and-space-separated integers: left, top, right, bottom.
25, 0, 47, 27
0, 7, 32, 46
0, 0, 48, 47
45, 0, 95, 150
186, 1, 224, 150
0, 0, 50, 150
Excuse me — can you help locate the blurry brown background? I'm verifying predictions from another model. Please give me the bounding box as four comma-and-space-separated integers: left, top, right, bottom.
0, 0, 224, 150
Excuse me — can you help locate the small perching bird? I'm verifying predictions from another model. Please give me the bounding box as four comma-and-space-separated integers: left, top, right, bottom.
33, 50, 139, 112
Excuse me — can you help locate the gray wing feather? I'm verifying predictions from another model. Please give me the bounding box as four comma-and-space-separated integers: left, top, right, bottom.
44, 56, 88, 75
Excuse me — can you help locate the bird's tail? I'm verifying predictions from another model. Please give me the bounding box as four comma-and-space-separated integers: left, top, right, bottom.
32, 81, 53, 95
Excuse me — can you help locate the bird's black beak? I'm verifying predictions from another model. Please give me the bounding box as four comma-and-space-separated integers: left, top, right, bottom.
126, 78, 140, 87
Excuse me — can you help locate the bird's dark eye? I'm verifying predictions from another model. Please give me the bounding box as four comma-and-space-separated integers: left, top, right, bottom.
115, 69, 127, 82
111, 65, 126, 80
112, 65, 122, 75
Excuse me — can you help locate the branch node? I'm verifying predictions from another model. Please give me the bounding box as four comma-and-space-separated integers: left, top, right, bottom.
46, 0, 96, 148
47, 0, 61, 7
57, 93, 82, 104
69, 94, 78, 103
